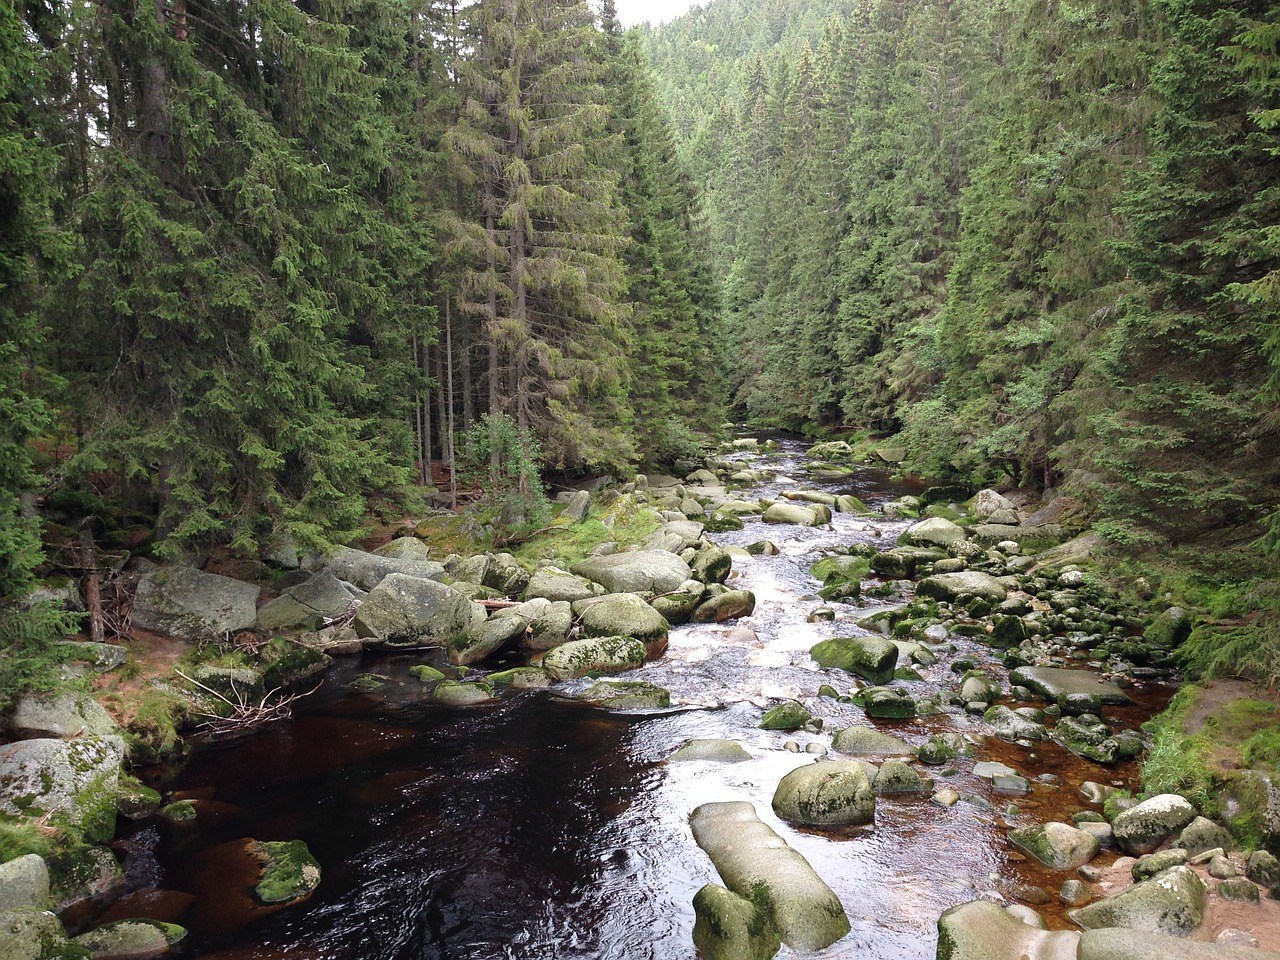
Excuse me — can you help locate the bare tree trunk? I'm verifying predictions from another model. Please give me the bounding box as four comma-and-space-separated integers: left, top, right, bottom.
78, 528, 104, 645
139, 0, 173, 184
445, 299, 458, 509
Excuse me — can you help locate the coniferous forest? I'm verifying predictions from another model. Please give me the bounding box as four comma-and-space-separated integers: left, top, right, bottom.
7, 0, 1280, 955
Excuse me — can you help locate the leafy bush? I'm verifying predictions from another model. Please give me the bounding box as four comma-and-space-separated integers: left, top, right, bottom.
456, 414, 551, 540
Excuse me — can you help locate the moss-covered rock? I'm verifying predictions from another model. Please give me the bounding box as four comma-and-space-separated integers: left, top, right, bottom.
409, 664, 447, 683
1068, 865, 1205, 936
486, 668, 550, 689
1112, 795, 1198, 855
253, 839, 321, 905
759, 701, 812, 731
431, 681, 496, 706
669, 739, 752, 763
810, 636, 897, 685
692, 883, 782, 960
772, 761, 875, 826
0, 737, 125, 843
541, 637, 647, 681
74, 920, 186, 958
830, 727, 912, 756
691, 590, 756, 623
575, 593, 669, 655
447, 615, 529, 666
1009, 822, 1101, 869
580, 681, 671, 709
936, 900, 1080, 960
860, 686, 916, 719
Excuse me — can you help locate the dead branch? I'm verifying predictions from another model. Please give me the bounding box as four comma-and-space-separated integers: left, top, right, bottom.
174, 668, 321, 734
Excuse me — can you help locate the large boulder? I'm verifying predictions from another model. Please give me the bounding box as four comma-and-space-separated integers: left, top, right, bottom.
570, 551, 693, 595
447, 615, 529, 666
691, 590, 756, 623
0, 910, 73, 960
523, 567, 604, 603
972, 489, 1017, 520
541, 636, 647, 681
937, 900, 1080, 960
690, 801, 851, 951
0, 855, 49, 910
324, 546, 446, 590
649, 580, 705, 625
916, 571, 1008, 603
870, 547, 945, 578
691, 546, 733, 584
11, 694, 119, 740
1009, 666, 1133, 715
810, 636, 898, 685
1009, 822, 1101, 869
762, 502, 827, 527
0, 737, 124, 841
256, 569, 358, 631
899, 517, 967, 548
772, 761, 875, 826
984, 705, 1048, 741
1078, 928, 1280, 960
575, 593, 669, 656
1112, 794, 1198, 855
692, 884, 781, 960
132, 566, 260, 641
830, 727, 913, 756
1068, 865, 1205, 936
353, 574, 480, 647
524, 601, 574, 651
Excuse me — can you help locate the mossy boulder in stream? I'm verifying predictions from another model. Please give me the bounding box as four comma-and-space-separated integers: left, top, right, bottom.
353, 574, 480, 647
692, 883, 782, 960
0, 909, 75, 960
670, 740, 751, 763
899, 517, 967, 548
691, 590, 756, 623
1111, 794, 1198, 855
1068, 865, 1205, 936
447, 615, 529, 666
917, 571, 1008, 603
1009, 822, 1101, 869
772, 761, 875, 826
1009, 666, 1133, 715
649, 580, 705, 625
523, 567, 603, 603
810, 636, 897, 685
831, 727, 912, 756
937, 900, 1081, 960
690, 801, 850, 951
580, 681, 671, 709
574, 593, 669, 656
541, 637, 646, 681
569, 551, 693, 596
431, 680, 496, 706
253, 840, 321, 905
74, 919, 187, 958
0, 736, 125, 842
759, 701, 812, 731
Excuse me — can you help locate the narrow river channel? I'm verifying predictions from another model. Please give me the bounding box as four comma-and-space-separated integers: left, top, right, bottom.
105, 436, 1172, 960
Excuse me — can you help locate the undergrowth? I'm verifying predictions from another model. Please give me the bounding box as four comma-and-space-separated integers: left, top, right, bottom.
1140, 687, 1217, 812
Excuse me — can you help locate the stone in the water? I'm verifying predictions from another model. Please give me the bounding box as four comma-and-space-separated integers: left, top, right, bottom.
670, 739, 751, 763
1068, 865, 1205, 936
447, 614, 528, 666
1111, 794, 1198, 855
353, 573, 479, 647
830, 726, 912, 756
580, 680, 670, 709
810, 636, 898, 685
570, 550, 693, 595
431, 680, 496, 705
860, 686, 916, 719
691, 884, 781, 960
983, 705, 1048, 741
575, 592, 669, 655
1009, 822, 1101, 870
1060, 879, 1091, 906
540, 636, 647, 681
690, 801, 850, 951
917, 732, 974, 765
772, 761, 876, 827
73, 920, 186, 958
1008, 666, 1133, 715
936, 899, 1081, 960
873, 758, 926, 795
690, 590, 756, 623
760, 701, 812, 731
916, 571, 1008, 603
253, 839, 321, 905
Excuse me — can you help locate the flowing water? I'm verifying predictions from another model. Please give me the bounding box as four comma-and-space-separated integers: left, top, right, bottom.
98, 437, 1172, 960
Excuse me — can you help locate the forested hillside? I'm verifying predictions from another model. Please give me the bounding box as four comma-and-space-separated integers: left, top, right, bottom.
642, 0, 1280, 554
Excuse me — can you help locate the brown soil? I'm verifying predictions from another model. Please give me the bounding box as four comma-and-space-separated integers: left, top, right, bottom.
1185, 679, 1280, 735
1093, 855, 1280, 950
92, 630, 194, 727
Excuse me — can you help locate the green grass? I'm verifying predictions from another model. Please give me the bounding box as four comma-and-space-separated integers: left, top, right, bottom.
1140, 687, 1217, 811
509, 496, 664, 569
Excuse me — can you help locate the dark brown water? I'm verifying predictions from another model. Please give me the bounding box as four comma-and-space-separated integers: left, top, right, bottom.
96, 437, 1172, 960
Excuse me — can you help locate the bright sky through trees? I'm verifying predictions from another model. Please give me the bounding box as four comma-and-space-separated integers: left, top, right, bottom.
613, 0, 700, 27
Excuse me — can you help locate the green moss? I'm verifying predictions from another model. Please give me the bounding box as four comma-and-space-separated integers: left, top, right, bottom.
126, 687, 188, 762
409, 664, 446, 683
509, 498, 663, 568
255, 839, 321, 904
0, 813, 55, 861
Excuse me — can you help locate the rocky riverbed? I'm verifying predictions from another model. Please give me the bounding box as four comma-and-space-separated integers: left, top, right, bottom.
3, 435, 1280, 960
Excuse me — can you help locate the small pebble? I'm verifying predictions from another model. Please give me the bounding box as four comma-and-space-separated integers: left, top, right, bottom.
1059, 879, 1091, 906
1217, 929, 1259, 947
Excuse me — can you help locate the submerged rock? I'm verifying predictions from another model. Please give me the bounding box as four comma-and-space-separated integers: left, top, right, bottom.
253, 839, 321, 905
1009, 666, 1133, 715
74, 920, 187, 958
831, 727, 912, 756
580, 680, 671, 709
690, 800, 850, 951
669, 739, 751, 763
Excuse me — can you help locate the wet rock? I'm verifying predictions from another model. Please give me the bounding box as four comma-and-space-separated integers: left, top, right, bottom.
1009, 822, 1101, 870
1068, 865, 1205, 936
50, 845, 125, 910
747, 540, 779, 556
860, 686, 916, 719
353, 574, 480, 648
830, 727, 912, 756
580, 681, 670, 709
447, 615, 529, 666
1177, 816, 1233, 856
541, 636, 646, 681
1112, 794, 1198, 855
984, 705, 1048, 741
917, 571, 1008, 603
1008, 666, 1133, 715
431, 680, 497, 705
760, 702, 812, 731
691, 884, 781, 960
870, 547, 945, 578
1133, 849, 1188, 881
575, 593, 669, 656
670, 739, 751, 763
523, 567, 604, 603
524, 600, 574, 651
691, 590, 756, 623
873, 759, 926, 795
132, 566, 260, 641
0, 855, 49, 910
810, 636, 898, 685
763, 502, 828, 526
917, 732, 974, 765
0, 736, 124, 842
936, 899, 1081, 960
570, 550, 694, 596
74, 920, 186, 958
253, 839, 321, 905
771, 761, 875, 827
1078, 927, 1280, 960
1060, 879, 1091, 906
690, 801, 850, 951
899, 517, 968, 548
486, 667, 551, 689
12, 693, 119, 740
959, 670, 1002, 704
691, 546, 733, 584
650, 580, 705, 625
1052, 717, 1142, 765
933, 788, 961, 807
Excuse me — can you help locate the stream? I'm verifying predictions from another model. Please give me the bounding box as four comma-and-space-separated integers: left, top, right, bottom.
101, 436, 1172, 960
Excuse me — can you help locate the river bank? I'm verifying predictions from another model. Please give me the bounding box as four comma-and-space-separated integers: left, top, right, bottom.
3, 435, 1280, 960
